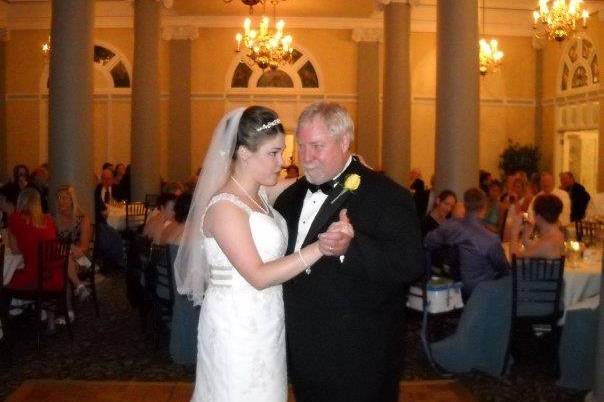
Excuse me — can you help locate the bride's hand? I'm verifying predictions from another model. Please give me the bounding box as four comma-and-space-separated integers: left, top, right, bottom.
318, 209, 354, 256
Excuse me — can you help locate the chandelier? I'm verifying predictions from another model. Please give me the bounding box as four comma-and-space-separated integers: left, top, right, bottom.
479, 39, 504, 75
532, 0, 589, 42
478, 1, 503, 76
42, 36, 51, 58
227, 0, 294, 70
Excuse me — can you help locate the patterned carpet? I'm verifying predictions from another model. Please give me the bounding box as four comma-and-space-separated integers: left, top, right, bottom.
0, 273, 589, 402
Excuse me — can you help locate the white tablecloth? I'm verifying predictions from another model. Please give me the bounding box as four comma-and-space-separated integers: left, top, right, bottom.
3, 252, 24, 286
106, 204, 127, 231
563, 247, 602, 313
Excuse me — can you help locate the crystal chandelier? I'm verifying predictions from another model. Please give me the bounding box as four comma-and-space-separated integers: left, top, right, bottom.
479, 39, 504, 75
532, 0, 589, 42
228, 0, 294, 70
42, 36, 51, 58
478, 1, 503, 76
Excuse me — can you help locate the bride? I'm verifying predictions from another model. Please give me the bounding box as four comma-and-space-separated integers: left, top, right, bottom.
174, 106, 353, 402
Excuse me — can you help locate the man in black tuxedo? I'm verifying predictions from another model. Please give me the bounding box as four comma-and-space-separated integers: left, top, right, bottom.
274, 102, 424, 402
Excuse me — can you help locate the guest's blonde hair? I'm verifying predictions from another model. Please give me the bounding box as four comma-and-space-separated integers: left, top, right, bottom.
56, 185, 83, 220
16, 187, 45, 227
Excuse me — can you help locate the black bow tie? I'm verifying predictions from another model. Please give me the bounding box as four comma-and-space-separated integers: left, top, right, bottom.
308, 180, 338, 194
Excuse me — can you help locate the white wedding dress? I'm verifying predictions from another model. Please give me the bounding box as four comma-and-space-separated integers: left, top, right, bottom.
191, 193, 288, 402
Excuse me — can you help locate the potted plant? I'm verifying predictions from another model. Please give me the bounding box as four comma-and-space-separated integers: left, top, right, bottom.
498, 140, 541, 178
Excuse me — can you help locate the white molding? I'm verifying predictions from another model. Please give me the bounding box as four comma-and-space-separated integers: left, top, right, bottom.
412, 95, 535, 107
161, 25, 199, 41
351, 27, 383, 43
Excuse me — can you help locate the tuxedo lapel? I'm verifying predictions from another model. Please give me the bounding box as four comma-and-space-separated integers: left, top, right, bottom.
284, 179, 309, 254
301, 158, 362, 248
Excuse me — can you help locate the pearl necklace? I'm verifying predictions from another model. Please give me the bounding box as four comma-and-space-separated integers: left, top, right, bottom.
230, 175, 269, 215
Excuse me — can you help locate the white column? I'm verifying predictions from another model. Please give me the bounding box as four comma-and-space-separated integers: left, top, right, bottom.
352, 28, 382, 170
48, 0, 95, 215
435, 0, 479, 197
162, 26, 197, 182
379, 0, 412, 185
131, 0, 169, 200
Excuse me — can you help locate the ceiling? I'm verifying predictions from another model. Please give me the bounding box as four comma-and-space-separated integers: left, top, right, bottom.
3, 0, 604, 36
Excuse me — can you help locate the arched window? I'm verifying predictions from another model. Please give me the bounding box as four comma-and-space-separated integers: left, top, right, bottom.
42, 42, 132, 91
229, 48, 321, 90
559, 37, 598, 93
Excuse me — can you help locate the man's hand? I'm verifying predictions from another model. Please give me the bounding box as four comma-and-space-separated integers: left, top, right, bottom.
318, 209, 354, 256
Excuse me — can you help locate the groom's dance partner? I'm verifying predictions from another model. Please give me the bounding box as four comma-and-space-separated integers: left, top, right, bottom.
274, 102, 424, 402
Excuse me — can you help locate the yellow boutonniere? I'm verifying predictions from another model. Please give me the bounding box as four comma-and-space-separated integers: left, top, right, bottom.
331, 173, 361, 204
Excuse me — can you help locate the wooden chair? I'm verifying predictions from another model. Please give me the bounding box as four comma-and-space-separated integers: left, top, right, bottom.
144, 244, 175, 347
144, 194, 160, 210
0, 239, 72, 351
575, 220, 603, 245
506, 255, 565, 375
125, 202, 147, 233
75, 223, 100, 317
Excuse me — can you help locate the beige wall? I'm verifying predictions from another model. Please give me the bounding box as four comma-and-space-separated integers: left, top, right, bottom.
2, 26, 550, 188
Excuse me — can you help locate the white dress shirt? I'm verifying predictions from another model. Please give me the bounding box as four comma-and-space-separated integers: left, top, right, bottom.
100, 186, 113, 204
294, 156, 353, 252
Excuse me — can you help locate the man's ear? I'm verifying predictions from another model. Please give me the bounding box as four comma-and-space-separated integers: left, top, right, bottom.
339, 133, 352, 152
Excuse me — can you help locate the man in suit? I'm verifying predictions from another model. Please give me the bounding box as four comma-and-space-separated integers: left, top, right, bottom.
274, 102, 424, 402
94, 168, 118, 224
94, 168, 124, 272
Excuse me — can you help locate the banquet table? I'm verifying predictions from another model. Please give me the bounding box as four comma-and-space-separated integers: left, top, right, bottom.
106, 204, 127, 231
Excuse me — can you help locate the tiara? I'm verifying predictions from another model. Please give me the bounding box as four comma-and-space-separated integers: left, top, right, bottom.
256, 118, 281, 132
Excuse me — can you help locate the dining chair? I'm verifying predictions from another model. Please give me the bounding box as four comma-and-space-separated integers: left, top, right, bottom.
1, 239, 72, 351
575, 220, 602, 244
144, 193, 160, 210
125, 201, 147, 233
144, 244, 175, 348
75, 223, 100, 317
506, 255, 565, 376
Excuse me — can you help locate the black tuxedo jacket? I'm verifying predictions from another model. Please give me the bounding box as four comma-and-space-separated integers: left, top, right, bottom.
94, 184, 118, 224
274, 158, 424, 402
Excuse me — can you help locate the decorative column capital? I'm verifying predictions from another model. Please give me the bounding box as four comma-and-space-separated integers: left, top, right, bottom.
352, 28, 383, 43
0, 28, 9, 42
162, 25, 199, 41
374, 0, 419, 12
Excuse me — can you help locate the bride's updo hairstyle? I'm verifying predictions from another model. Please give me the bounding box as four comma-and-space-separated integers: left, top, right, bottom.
233, 106, 284, 159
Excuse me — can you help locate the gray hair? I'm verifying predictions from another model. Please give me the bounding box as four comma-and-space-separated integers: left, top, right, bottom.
297, 102, 354, 142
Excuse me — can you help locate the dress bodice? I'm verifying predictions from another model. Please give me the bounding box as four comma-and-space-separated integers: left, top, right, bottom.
203, 192, 288, 289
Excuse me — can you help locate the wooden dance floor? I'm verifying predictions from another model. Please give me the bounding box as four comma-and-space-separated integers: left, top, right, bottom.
6, 379, 476, 402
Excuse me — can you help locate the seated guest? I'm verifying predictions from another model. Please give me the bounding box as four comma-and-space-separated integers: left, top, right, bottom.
163, 181, 184, 197
5, 188, 58, 290
422, 189, 457, 237
502, 176, 531, 241
559, 171, 590, 222
94, 169, 118, 222
159, 193, 192, 245
484, 180, 504, 235
479, 170, 492, 195
30, 167, 50, 213
510, 194, 564, 258
528, 172, 571, 226
54, 185, 92, 300
113, 163, 128, 201
425, 188, 510, 298
0, 184, 17, 228
94, 169, 125, 272
143, 193, 176, 244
